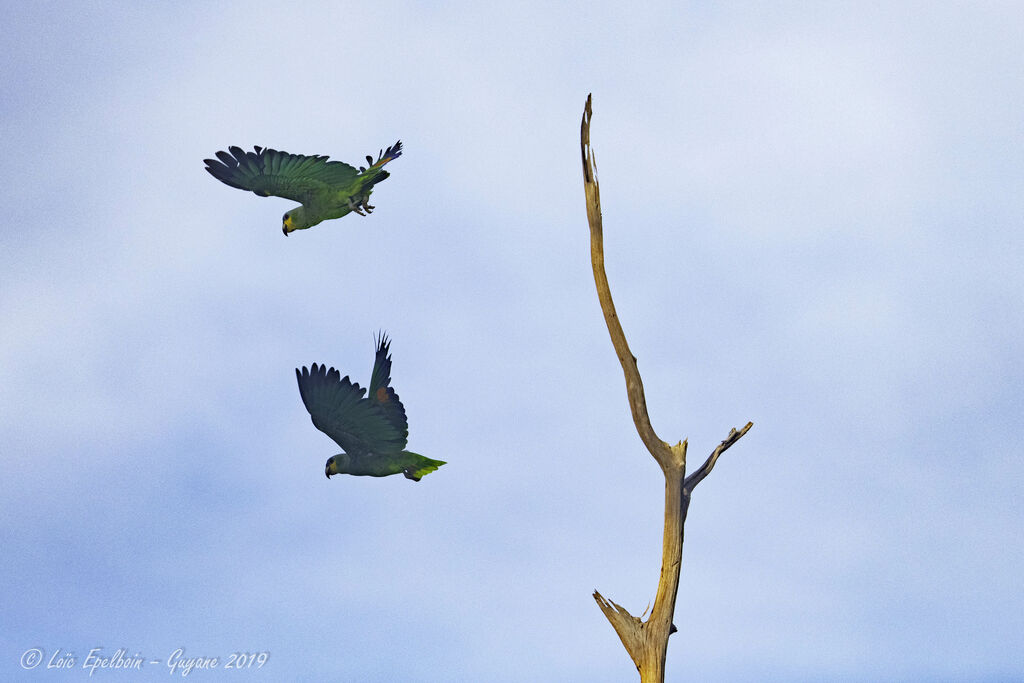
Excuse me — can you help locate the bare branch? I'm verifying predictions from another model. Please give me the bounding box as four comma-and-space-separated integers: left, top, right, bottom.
583, 94, 681, 682
581, 94, 675, 471
593, 591, 643, 668
683, 422, 754, 492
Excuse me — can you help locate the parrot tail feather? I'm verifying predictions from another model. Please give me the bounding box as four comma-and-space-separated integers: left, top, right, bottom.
367, 140, 403, 170
402, 452, 446, 481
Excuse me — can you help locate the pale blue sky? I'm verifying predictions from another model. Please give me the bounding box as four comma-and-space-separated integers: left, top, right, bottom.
2, 2, 1022, 681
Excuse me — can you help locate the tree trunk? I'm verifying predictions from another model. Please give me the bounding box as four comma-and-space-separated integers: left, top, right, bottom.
581, 94, 753, 682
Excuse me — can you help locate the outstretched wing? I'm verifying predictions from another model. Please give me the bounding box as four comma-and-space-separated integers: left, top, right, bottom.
205, 146, 359, 203
296, 363, 407, 456
367, 332, 410, 440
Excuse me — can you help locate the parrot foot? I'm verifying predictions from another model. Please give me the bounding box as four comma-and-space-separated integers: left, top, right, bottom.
348, 197, 366, 216
361, 199, 375, 214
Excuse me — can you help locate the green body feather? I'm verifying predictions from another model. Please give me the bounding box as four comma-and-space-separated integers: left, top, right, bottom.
326, 451, 446, 481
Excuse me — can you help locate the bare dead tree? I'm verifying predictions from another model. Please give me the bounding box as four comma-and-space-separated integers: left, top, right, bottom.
581, 94, 754, 682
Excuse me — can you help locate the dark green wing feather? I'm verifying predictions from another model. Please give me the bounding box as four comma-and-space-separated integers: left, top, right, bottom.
205, 146, 359, 203
296, 363, 407, 456
367, 332, 410, 439
368, 331, 393, 398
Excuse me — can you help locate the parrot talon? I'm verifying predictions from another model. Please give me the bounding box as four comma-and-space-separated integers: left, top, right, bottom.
347, 197, 366, 216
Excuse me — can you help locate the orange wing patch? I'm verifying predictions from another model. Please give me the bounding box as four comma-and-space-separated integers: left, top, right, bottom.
375, 387, 389, 403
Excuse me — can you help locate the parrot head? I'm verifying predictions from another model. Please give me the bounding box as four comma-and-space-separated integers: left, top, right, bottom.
325, 453, 351, 478
282, 207, 316, 235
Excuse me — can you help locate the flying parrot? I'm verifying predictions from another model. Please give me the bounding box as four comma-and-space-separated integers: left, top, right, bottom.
295, 334, 445, 481
204, 141, 402, 235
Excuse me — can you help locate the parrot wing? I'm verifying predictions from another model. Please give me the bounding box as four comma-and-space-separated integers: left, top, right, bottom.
205, 146, 360, 204
296, 363, 407, 456
367, 332, 410, 440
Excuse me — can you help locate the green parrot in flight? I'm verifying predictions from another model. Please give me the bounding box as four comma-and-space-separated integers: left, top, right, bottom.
204, 141, 402, 235
296, 334, 445, 481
